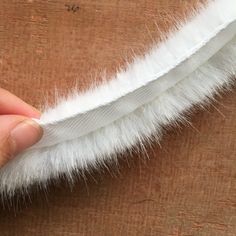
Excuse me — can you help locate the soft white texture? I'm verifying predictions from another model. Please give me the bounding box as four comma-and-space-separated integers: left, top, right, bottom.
0, 0, 236, 196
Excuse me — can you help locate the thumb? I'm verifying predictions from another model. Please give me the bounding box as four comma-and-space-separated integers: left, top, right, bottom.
0, 115, 43, 167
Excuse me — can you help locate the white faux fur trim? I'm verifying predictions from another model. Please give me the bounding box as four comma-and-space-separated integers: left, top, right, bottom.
0, 0, 236, 195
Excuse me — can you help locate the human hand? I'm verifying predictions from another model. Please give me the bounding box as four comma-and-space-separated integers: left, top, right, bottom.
0, 88, 43, 168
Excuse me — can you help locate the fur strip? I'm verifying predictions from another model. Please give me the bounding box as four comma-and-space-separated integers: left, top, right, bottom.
0, 0, 236, 196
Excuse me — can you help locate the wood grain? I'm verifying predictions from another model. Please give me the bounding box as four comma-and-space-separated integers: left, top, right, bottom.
0, 0, 235, 235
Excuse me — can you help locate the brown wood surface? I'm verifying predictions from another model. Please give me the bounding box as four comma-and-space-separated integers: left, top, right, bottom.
0, 0, 235, 235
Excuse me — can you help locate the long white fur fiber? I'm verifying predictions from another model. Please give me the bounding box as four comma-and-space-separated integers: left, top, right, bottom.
0, 0, 236, 196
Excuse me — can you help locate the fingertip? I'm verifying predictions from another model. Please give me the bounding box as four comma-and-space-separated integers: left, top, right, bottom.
27, 107, 42, 119
0, 88, 42, 118
0, 117, 43, 168
10, 119, 43, 155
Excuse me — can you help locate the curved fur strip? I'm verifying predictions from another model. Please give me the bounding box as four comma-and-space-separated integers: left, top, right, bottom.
1, 39, 236, 195
34, 0, 236, 149
0, 0, 236, 194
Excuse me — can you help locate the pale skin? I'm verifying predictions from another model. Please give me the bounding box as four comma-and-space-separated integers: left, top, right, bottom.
0, 88, 43, 167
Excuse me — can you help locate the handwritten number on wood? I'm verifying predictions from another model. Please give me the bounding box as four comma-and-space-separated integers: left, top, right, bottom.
65, 4, 79, 13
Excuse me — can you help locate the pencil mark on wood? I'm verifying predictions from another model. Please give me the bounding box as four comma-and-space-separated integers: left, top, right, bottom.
65, 4, 80, 13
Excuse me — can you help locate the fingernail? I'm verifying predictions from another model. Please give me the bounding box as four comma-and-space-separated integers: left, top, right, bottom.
10, 120, 43, 155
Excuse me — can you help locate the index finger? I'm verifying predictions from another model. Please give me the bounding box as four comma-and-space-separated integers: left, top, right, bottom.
0, 88, 41, 118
